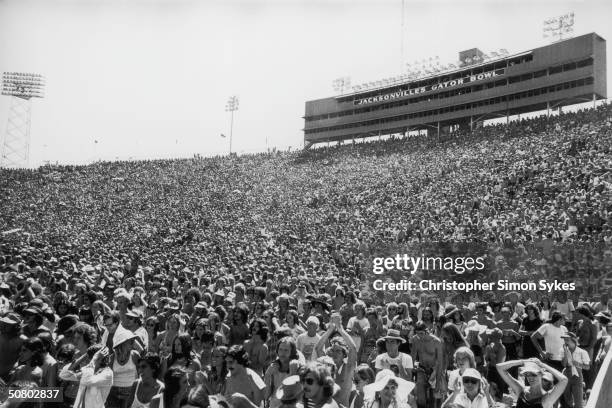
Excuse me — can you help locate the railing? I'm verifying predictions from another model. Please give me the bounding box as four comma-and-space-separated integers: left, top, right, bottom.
586, 347, 612, 408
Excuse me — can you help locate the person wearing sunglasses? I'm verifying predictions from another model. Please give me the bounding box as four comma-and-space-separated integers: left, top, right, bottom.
362, 368, 415, 408
496, 359, 567, 408
126, 352, 164, 408
349, 364, 375, 408
300, 362, 340, 408
441, 368, 494, 408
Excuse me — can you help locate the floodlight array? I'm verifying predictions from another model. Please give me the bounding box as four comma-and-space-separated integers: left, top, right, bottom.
2, 72, 45, 98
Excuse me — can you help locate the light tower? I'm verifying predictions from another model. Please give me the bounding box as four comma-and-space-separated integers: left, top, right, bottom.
543, 12, 575, 43
1, 72, 45, 168
225, 95, 239, 155
332, 77, 351, 95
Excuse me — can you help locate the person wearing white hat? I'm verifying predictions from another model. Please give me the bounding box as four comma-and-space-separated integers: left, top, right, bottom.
441, 368, 494, 408
275, 375, 304, 408
362, 369, 415, 408
107, 325, 141, 408
496, 358, 568, 408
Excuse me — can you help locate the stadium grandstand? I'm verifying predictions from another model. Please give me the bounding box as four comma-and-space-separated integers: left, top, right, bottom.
2, 7, 612, 407
304, 32, 606, 148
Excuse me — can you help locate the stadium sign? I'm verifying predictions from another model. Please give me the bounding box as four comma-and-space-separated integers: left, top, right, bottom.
354, 68, 505, 106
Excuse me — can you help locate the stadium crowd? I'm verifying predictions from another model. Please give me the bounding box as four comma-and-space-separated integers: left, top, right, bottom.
0, 103, 611, 408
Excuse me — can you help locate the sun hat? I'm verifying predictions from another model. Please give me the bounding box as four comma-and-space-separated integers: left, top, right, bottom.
113, 325, 138, 348
380, 329, 406, 344
363, 369, 415, 402
0, 313, 22, 326
275, 375, 303, 401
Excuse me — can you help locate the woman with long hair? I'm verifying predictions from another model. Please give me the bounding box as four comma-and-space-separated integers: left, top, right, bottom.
91, 300, 112, 335
300, 362, 340, 408
229, 303, 250, 346
126, 352, 164, 408
349, 364, 375, 408
283, 310, 305, 340
359, 309, 385, 365
146, 317, 161, 354
132, 288, 148, 315
347, 302, 369, 354
420, 307, 436, 335
10, 337, 45, 385
440, 323, 469, 371
520, 304, 543, 359
156, 314, 183, 357
362, 369, 415, 408
244, 319, 269, 376
191, 318, 208, 357
265, 337, 300, 408
161, 333, 202, 388
204, 346, 228, 395
496, 359, 567, 408
539, 297, 552, 322
150, 367, 189, 408
447, 347, 477, 394
206, 312, 227, 346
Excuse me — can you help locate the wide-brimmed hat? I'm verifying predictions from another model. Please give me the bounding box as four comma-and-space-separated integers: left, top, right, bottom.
0, 313, 22, 326
275, 375, 303, 401
380, 329, 405, 344
126, 309, 143, 320
465, 320, 487, 334
310, 296, 330, 310
113, 325, 138, 348
363, 369, 415, 402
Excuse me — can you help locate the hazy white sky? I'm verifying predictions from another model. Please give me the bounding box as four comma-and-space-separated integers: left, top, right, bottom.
0, 0, 610, 166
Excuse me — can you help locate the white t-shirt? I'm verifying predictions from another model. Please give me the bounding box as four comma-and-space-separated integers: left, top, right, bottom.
454, 392, 490, 408
296, 333, 320, 361
374, 352, 413, 380
537, 323, 568, 361
347, 316, 369, 351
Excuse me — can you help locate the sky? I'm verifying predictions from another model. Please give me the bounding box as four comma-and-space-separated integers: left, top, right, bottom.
0, 0, 610, 167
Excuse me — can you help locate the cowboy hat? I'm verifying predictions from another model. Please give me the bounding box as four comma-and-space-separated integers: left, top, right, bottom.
380, 329, 405, 344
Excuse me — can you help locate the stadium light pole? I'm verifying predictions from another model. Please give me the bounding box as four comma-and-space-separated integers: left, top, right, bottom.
225, 95, 239, 155
332, 77, 351, 95
543, 12, 574, 43
1, 72, 45, 168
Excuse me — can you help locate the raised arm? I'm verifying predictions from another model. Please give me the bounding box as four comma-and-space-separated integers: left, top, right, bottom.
496, 359, 526, 397
314, 322, 335, 358
537, 360, 567, 407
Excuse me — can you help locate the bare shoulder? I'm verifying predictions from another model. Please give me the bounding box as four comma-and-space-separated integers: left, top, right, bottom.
150, 394, 161, 408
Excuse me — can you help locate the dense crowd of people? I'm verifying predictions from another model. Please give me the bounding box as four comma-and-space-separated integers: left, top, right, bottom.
0, 103, 611, 408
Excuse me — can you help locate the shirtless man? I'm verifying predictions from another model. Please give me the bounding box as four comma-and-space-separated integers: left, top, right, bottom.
411, 321, 444, 408
224, 345, 266, 406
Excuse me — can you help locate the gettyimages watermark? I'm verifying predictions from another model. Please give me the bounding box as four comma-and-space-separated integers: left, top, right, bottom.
362, 241, 577, 297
